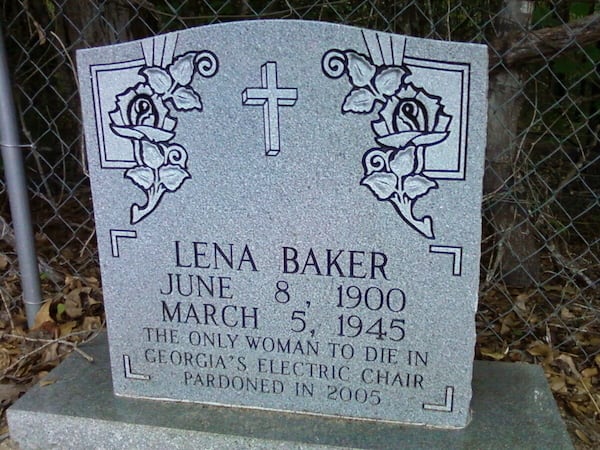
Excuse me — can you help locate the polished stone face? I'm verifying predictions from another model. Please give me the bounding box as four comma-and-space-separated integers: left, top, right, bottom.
77, 20, 488, 428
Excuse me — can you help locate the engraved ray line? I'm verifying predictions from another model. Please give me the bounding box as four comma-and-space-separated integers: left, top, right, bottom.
152, 36, 157, 66
139, 42, 145, 65
391, 35, 406, 66
162, 33, 178, 67
376, 33, 387, 65
399, 38, 407, 65
361, 30, 375, 64
159, 35, 167, 67
140, 41, 150, 66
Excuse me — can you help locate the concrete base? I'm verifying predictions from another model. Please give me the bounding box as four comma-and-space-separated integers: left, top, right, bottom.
8, 333, 573, 449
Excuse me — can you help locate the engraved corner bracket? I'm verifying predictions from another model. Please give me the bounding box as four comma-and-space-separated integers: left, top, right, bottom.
110, 229, 137, 257
123, 354, 150, 381
423, 385, 454, 413
429, 245, 463, 276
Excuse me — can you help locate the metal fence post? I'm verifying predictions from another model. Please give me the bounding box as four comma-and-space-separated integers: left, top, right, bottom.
0, 24, 42, 328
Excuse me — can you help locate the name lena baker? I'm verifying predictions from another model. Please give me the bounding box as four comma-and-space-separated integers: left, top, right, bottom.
166, 240, 389, 279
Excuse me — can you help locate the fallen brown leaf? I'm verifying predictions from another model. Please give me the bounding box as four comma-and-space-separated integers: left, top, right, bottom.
575, 428, 592, 445
481, 347, 508, 360
581, 367, 598, 378
32, 301, 54, 329
0, 383, 28, 402
0, 254, 8, 271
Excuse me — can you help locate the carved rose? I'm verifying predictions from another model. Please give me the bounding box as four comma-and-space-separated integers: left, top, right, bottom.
372, 83, 451, 149
107, 48, 218, 225
109, 83, 191, 224
322, 46, 455, 239
109, 83, 176, 143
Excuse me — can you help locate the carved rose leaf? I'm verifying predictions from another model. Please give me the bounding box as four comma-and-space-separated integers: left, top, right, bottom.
159, 165, 191, 192
125, 166, 154, 190
371, 119, 390, 137
346, 51, 376, 88
170, 53, 195, 86
171, 87, 203, 111
140, 141, 164, 169
111, 125, 175, 143
403, 174, 438, 200
134, 125, 176, 143
411, 132, 450, 147
342, 88, 376, 114
361, 172, 398, 200
376, 132, 422, 149
389, 147, 416, 179
109, 125, 146, 140
142, 67, 172, 95
375, 67, 406, 97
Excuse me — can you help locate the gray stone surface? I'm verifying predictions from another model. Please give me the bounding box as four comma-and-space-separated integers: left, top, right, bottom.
8, 333, 573, 450
76, 20, 488, 427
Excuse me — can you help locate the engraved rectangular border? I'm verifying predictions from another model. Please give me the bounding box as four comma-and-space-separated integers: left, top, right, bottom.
404, 57, 470, 181
90, 59, 145, 169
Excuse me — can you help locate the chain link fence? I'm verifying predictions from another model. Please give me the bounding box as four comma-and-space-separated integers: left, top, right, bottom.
1, 0, 599, 444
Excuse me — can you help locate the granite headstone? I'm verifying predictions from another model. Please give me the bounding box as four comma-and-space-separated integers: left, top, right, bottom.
76, 20, 488, 429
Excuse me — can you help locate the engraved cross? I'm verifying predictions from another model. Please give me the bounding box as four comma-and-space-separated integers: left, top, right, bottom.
242, 62, 298, 156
